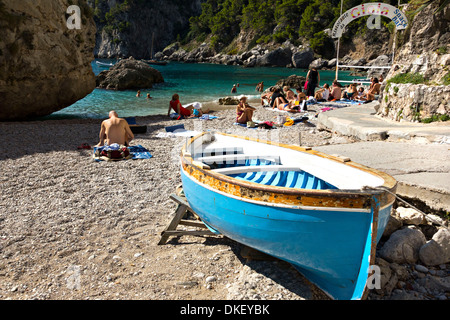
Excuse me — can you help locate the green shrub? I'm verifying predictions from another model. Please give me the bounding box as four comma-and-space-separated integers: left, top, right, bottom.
421, 114, 450, 123
443, 72, 450, 85
310, 31, 335, 59
436, 46, 447, 55
387, 72, 426, 85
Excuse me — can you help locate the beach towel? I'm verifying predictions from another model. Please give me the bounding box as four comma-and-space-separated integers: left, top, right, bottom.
233, 122, 258, 129
320, 107, 335, 113
166, 124, 186, 133
306, 97, 318, 105
128, 145, 153, 159
93, 144, 152, 162
157, 124, 200, 138
331, 99, 362, 105
169, 113, 186, 120
197, 115, 218, 120
125, 117, 137, 125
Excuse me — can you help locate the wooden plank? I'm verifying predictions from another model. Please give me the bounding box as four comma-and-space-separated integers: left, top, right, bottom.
162, 230, 215, 237
179, 220, 209, 229
158, 204, 188, 245
170, 194, 190, 207
159, 194, 217, 245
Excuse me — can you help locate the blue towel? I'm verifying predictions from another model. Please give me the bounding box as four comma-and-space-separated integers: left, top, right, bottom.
125, 117, 137, 125
128, 145, 153, 159
335, 99, 362, 105
165, 124, 185, 132
198, 115, 218, 120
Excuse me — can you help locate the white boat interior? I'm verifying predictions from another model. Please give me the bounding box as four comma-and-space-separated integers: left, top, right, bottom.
188, 133, 386, 190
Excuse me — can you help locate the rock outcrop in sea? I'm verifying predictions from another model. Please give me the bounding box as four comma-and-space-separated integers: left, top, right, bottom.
0, 0, 97, 120
96, 57, 164, 90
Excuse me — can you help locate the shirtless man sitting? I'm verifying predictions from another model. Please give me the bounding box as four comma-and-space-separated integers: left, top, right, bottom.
96, 111, 134, 147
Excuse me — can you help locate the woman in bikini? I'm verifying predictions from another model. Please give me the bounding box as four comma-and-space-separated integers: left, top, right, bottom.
360, 78, 381, 101
236, 97, 256, 124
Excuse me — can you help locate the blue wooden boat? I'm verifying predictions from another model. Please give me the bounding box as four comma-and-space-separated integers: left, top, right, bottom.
180, 132, 397, 300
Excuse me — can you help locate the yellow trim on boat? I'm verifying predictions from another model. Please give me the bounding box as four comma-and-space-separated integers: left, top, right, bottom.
181, 132, 397, 210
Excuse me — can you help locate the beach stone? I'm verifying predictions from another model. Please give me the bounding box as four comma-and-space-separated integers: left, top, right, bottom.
0, 0, 96, 120
419, 228, 450, 266
415, 275, 450, 296
218, 97, 239, 105
374, 258, 398, 296
390, 263, 410, 281
379, 226, 427, 264
382, 211, 403, 238
96, 57, 164, 90
425, 214, 448, 227
415, 265, 429, 273
396, 207, 426, 225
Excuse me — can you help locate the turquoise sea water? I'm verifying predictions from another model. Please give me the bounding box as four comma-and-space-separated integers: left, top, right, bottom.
49, 59, 356, 119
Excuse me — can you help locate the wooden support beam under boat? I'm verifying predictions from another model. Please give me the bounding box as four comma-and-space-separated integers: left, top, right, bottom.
158, 194, 217, 245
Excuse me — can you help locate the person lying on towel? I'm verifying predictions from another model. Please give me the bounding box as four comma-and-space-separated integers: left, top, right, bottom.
96, 110, 134, 147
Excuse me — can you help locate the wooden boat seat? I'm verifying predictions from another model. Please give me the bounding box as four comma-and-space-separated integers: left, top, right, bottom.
195, 146, 244, 158
213, 165, 300, 175
197, 154, 281, 166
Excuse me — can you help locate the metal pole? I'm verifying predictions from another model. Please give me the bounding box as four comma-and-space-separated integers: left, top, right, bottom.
335, 0, 344, 81
336, 38, 340, 81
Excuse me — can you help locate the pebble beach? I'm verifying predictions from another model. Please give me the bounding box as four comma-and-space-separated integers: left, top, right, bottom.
0, 102, 448, 301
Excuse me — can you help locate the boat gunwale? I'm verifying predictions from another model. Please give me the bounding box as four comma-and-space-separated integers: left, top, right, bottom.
181, 132, 397, 204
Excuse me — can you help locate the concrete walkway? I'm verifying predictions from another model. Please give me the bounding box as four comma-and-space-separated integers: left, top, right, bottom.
317, 101, 450, 144
316, 102, 450, 212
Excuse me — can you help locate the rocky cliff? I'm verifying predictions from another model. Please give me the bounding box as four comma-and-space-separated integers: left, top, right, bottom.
87, 0, 202, 59
379, 3, 450, 123
0, 0, 97, 121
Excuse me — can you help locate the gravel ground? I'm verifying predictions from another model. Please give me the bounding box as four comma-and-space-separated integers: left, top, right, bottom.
0, 101, 421, 301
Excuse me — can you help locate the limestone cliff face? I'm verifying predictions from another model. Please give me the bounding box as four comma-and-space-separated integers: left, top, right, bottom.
87, 0, 202, 59
0, 0, 96, 120
379, 3, 450, 122
387, 3, 450, 83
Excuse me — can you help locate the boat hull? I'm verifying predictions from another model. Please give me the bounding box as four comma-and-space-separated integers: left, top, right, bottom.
181, 169, 392, 300
179, 132, 397, 300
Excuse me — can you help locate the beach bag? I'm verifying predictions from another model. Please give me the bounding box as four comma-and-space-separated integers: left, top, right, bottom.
102, 147, 130, 159
247, 121, 256, 128
304, 81, 308, 91
95, 144, 130, 160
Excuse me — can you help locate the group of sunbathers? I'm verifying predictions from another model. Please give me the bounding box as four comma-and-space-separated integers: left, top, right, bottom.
318, 77, 382, 102
260, 86, 308, 113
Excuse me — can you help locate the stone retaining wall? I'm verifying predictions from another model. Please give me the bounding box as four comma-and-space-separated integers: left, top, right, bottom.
379, 84, 450, 122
